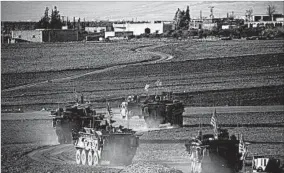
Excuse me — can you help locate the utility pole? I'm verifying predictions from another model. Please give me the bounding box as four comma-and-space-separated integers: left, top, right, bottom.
73, 17, 76, 29
62, 16, 65, 23
209, 6, 214, 19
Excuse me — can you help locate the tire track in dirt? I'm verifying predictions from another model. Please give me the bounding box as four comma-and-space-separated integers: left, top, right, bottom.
2, 43, 174, 93
27, 144, 125, 170
28, 144, 74, 164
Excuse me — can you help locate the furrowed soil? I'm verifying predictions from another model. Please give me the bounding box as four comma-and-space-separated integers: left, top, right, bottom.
1, 39, 284, 172
1, 40, 284, 111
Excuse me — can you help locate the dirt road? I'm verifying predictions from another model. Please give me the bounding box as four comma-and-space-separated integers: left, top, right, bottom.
1, 43, 173, 93
2, 106, 284, 173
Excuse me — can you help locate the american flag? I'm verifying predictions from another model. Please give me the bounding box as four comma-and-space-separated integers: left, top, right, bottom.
210, 109, 218, 138
239, 134, 246, 160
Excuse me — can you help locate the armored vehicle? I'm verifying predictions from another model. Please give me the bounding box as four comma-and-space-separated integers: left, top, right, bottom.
120, 92, 184, 128
51, 102, 99, 144
51, 96, 111, 144
185, 129, 244, 173
74, 123, 139, 166
252, 155, 282, 173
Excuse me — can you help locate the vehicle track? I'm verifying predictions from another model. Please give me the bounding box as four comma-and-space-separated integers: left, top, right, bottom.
2, 43, 173, 93
27, 144, 125, 170
16, 106, 284, 173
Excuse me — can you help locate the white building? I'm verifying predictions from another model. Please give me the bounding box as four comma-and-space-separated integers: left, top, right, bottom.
245, 14, 284, 28
221, 25, 238, 30
202, 23, 217, 30
105, 31, 115, 38
113, 21, 164, 36
12, 30, 43, 42
11, 29, 78, 43
85, 27, 107, 33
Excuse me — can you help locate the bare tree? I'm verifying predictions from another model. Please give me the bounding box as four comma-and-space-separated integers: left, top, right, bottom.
246, 9, 253, 22
267, 4, 276, 21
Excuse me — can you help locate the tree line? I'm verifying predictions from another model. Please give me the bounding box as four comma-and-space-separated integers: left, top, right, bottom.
166, 4, 283, 39
36, 6, 65, 29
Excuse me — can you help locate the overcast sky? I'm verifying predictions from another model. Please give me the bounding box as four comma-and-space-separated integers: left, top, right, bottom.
1, 1, 284, 22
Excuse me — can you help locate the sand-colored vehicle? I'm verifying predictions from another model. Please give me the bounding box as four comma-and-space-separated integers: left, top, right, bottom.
74, 124, 139, 166
120, 92, 184, 128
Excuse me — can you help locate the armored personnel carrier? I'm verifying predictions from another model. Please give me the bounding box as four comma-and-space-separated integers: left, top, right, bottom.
120, 92, 184, 128
185, 129, 244, 173
74, 124, 139, 166
51, 96, 110, 144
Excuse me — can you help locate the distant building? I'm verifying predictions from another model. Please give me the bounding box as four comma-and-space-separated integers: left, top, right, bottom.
113, 21, 167, 35
85, 27, 107, 33
104, 31, 133, 39
190, 19, 203, 29
105, 31, 115, 38
245, 14, 284, 28
11, 29, 78, 43
202, 23, 217, 30
189, 17, 244, 30
221, 25, 238, 30
12, 30, 43, 42
163, 21, 175, 32
114, 31, 133, 37
188, 18, 218, 30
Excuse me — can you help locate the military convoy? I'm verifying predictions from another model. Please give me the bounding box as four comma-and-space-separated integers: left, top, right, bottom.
120, 92, 184, 128
50, 91, 282, 171
50, 96, 140, 166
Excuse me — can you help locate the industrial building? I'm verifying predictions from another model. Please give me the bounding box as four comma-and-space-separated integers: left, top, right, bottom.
245, 14, 284, 28
112, 21, 171, 36
105, 31, 133, 39
11, 29, 78, 43
85, 26, 107, 33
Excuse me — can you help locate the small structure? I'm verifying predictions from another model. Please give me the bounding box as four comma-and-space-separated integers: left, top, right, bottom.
245, 14, 284, 28
113, 21, 164, 36
11, 29, 78, 43
190, 19, 203, 29
12, 30, 43, 42
85, 27, 107, 33
221, 24, 238, 30
104, 31, 133, 39
104, 31, 115, 39
202, 19, 218, 30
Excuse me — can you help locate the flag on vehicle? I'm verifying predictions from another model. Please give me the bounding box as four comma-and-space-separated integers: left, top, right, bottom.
239, 134, 247, 160
155, 79, 162, 86
210, 109, 218, 139
145, 84, 150, 92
